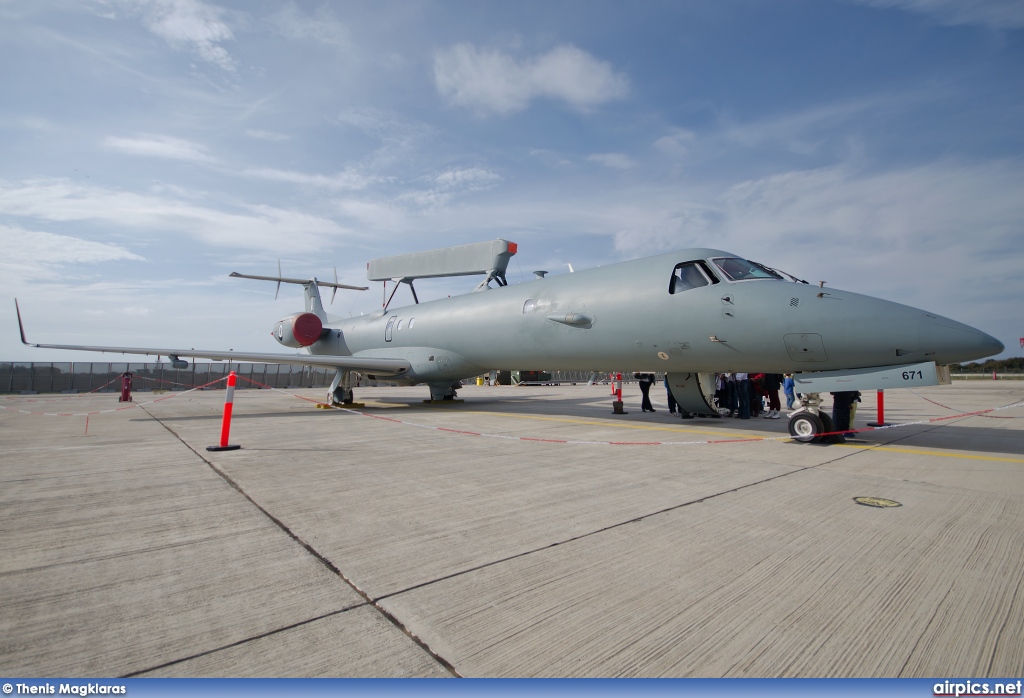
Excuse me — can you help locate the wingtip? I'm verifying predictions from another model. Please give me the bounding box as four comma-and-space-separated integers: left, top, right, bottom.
14, 298, 30, 345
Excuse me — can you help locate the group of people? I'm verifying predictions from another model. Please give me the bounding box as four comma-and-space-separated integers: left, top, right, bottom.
634, 372, 862, 440
634, 371, 798, 419
714, 372, 792, 419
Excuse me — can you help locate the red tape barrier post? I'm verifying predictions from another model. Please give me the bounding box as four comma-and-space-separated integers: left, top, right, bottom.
119, 372, 133, 403
612, 372, 627, 414
207, 371, 241, 452
867, 388, 890, 427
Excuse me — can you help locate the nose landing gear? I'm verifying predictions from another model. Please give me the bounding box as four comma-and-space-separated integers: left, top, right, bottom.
788, 411, 823, 443
786, 392, 838, 443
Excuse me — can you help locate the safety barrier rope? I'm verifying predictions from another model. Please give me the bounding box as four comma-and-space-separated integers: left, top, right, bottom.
132, 374, 214, 389
907, 388, 1023, 419
7, 374, 1021, 446
331, 399, 1024, 446
0, 376, 228, 417
235, 374, 323, 403
232, 375, 1024, 446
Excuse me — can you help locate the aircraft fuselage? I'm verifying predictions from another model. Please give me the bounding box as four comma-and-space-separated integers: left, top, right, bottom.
313, 248, 1002, 386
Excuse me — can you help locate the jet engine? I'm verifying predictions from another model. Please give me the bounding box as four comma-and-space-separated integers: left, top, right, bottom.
272, 312, 323, 348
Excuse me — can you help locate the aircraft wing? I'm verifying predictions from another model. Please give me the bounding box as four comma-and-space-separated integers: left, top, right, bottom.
15, 301, 410, 375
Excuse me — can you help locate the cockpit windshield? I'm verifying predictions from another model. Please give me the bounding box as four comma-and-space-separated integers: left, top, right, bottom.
711, 257, 783, 282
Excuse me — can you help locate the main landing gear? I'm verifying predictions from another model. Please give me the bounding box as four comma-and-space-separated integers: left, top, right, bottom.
786, 392, 838, 444
327, 370, 356, 406
426, 381, 462, 402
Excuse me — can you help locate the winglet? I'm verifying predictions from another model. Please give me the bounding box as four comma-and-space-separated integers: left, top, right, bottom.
14, 298, 31, 346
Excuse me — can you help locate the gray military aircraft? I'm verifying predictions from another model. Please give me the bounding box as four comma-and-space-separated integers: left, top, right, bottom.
16, 239, 1004, 443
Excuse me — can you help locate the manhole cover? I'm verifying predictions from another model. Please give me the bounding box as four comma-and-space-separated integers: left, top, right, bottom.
854, 496, 902, 508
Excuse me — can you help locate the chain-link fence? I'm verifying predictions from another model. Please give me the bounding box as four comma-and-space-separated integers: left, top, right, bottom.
0, 363, 658, 394
0, 362, 343, 394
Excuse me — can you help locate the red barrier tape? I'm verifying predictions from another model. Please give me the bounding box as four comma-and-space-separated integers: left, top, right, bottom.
907, 388, 1022, 419
225, 380, 1024, 446
0, 377, 228, 416
8, 376, 1021, 447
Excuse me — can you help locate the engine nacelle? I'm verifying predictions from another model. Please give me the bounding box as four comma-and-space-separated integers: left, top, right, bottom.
272, 312, 323, 348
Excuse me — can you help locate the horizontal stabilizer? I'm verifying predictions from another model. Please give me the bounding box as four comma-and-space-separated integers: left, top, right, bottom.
229, 272, 368, 291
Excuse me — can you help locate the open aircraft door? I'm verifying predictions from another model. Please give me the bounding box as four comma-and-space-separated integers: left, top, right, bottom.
667, 372, 720, 417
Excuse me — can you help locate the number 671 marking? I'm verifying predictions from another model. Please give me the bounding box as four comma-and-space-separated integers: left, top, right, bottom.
902, 370, 923, 380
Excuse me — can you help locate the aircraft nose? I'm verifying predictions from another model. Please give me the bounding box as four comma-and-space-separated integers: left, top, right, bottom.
984, 333, 1005, 357
922, 317, 1004, 364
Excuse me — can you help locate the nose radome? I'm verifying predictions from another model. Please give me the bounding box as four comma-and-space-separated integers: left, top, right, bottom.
982, 332, 1005, 357
923, 317, 1004, 364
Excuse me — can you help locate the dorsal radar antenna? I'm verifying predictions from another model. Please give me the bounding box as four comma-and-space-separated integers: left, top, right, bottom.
367, 239, 518, 310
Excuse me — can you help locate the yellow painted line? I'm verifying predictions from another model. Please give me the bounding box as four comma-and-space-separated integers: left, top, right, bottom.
832, 443, 1024, 463
361, 404, 1024, 462
460, 410, 760, 439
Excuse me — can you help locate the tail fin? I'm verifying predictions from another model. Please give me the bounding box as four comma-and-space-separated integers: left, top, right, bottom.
230, 265, 367, 322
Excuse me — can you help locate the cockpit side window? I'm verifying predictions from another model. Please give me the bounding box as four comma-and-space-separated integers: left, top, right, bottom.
669, 262, 711, 294
711, 257, 783, 282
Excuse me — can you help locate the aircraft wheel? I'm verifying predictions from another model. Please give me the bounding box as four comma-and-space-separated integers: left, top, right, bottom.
788, 412, 823, 443
819, 407, 835, 433
817, 412, 849, 443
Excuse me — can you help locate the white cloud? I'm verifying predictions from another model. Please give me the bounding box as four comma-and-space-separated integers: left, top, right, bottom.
587, 153, 636, 170
0, 223, 144, 283
0, 224, 143, 265
111, 0, 237, 71
271, 2, 351, 47
103, 134, 218, 163
433, 167, 502, 190
243, 167, 381, 191
653, 128, 696, 157
0, 178, 352, 253
400, 167, 502, 208
607, 161, 1024, 329
716, 98, 886, 155
434, 43, 628, 115
244, 129, 290, 141
853, 0, 1024, 28
334, 108, 433, 170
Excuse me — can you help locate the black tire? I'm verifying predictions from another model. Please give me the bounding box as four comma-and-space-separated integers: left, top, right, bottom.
788, 412, 824, 443
817, 412, 847, 443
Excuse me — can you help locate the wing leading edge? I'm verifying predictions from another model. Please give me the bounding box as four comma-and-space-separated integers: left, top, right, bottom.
14, 300, 410, 376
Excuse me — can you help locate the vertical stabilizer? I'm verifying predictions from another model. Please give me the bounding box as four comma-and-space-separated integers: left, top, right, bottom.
303, 280, 328, 322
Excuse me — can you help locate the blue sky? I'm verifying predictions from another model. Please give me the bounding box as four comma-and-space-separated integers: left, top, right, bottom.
2, 0, 1022, 361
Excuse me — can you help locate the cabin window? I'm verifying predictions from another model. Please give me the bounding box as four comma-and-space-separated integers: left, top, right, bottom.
396, 319, 404, 330
523, 299, 536, 314
409, 318, 415, 328
669, 262, 711, 294
711, 257, 783, 282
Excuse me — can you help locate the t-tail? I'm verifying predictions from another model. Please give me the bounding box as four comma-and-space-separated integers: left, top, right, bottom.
230, 263, 368, 347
